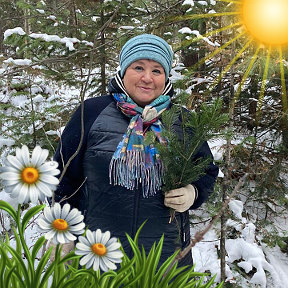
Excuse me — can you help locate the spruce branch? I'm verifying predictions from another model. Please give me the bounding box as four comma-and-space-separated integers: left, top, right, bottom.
156, 97, 228, 193
149, 97, 228, 223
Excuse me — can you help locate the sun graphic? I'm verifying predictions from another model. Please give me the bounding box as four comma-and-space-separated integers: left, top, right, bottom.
174, 0, 288, 121
240, 0, 288, 46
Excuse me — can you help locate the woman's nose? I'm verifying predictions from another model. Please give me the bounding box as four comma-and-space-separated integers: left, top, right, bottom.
141, 71, 153, 82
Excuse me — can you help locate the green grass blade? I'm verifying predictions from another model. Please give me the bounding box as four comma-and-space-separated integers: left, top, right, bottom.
4, 244, 30, 286
4, 266, 16, 288
31, 236, 46, 263
21, 204, 45, 234
58, 251, 80, 265
33, 246, 53, 287
39, 255, 56, 288
0, 201, 17, 222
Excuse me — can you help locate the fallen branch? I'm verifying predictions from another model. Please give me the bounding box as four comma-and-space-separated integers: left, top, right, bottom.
164, 173, 248, 276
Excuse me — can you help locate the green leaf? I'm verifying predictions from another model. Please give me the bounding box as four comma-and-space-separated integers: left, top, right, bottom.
11, 227, 22, 257
38, 251, 57, 288
31, 236, 46, 263
4, 266, 16, 288
0, 201, 17, 222
21, 204, 45, 234
3, 244, 30, 287
58, 251, 80, 265
0, 247, 7, 288
153, 250, 179, 285
34, 246, 53, 287
8, 267, 26, 288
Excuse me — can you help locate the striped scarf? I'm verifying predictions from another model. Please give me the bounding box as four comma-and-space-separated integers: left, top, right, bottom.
109, 93, 170, 197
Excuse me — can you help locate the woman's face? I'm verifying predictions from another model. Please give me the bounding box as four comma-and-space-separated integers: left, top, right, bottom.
123, 59, 166, 107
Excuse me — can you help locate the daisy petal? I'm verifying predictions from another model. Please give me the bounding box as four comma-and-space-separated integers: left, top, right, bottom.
102, 257, 117, 271
20, 145, 30, 166
43, 206, 55, 223
107, 242, 121, 251
10, 183, 24, 198
40, 174, 59, 185
6, 155, 23, 170
75, 250, 90, 256
95, 229, 102, 243
69, 222, 85, 233
0, 172, 21, 181
45, 229, 56, 240
101, 231, 111, 245
63, 231, 77, 242
38, 161, 59, 173
99, 258, 109, 272
68, 214, 84, 226
17, 185, 28, 204
35, 181, 52, 197
92, 256, 100, 271
56, 232, 66, 244
38, 218, 52, 230
78, 236, 91, 247
61, 203, 71, 219
32, 146, 48, 166
76, 243, 91, 252
106, 251, 124, 259
29, 185, 39, 204
86, 230, 95, 244
80, 252, 94, 266
52, 203, 61, 219
65, 208, 80, 223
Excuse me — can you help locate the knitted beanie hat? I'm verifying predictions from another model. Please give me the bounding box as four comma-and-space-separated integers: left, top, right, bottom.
119, 34, 173, 80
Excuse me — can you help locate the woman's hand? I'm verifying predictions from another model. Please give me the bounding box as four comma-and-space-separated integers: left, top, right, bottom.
164, 184, 196, 212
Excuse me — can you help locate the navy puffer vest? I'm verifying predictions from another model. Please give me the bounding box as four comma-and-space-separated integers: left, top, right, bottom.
82, 100, 192, 265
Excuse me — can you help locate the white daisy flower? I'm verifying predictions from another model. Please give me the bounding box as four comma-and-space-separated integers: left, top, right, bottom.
75, 229, 123, 272
0, 145, 60, 204
38, 202, 85, 244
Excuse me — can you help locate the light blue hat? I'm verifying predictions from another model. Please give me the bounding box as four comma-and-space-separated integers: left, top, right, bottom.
119, 34, 173, 80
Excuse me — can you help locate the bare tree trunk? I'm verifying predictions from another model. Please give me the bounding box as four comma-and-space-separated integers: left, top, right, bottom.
220, 19, 236, 285
0, 19, 4, 53
99, 0, 106, 95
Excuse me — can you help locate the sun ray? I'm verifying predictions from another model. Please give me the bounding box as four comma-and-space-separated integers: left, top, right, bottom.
172, 12, 240, 22
279, 47, 288, 114
216, 0, 241, 4
179, 22, 242, 51
203, 22, 242, 38
208, 38, 253, 92
191, 31, 246, 72
231, 45, 262, 111
256, 46, 271, 122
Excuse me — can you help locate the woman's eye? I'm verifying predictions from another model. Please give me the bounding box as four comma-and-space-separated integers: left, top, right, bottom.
153, 69, 162, 74
134, 66, 143, 71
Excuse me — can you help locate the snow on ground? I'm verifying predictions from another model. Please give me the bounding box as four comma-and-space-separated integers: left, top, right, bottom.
190, 138, 288, 287
191, 198, 288, 288
1, 48, 288, 287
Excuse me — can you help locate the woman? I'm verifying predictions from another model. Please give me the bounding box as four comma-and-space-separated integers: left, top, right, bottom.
54, 34, 219, 267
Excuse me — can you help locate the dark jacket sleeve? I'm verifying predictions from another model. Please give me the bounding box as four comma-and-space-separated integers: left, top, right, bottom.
53, 95, 112, 211
190, 141, 219, 209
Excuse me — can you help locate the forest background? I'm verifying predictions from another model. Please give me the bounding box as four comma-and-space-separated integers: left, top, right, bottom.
0, 0, 288, 287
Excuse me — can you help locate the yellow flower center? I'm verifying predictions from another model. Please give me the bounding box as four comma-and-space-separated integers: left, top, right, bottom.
91, 243, 107, 256
21, 167, 39, 184
52, 219, 68, 231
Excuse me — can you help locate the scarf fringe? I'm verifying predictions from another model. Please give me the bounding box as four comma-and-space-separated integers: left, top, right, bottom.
109, 150, 164, 197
